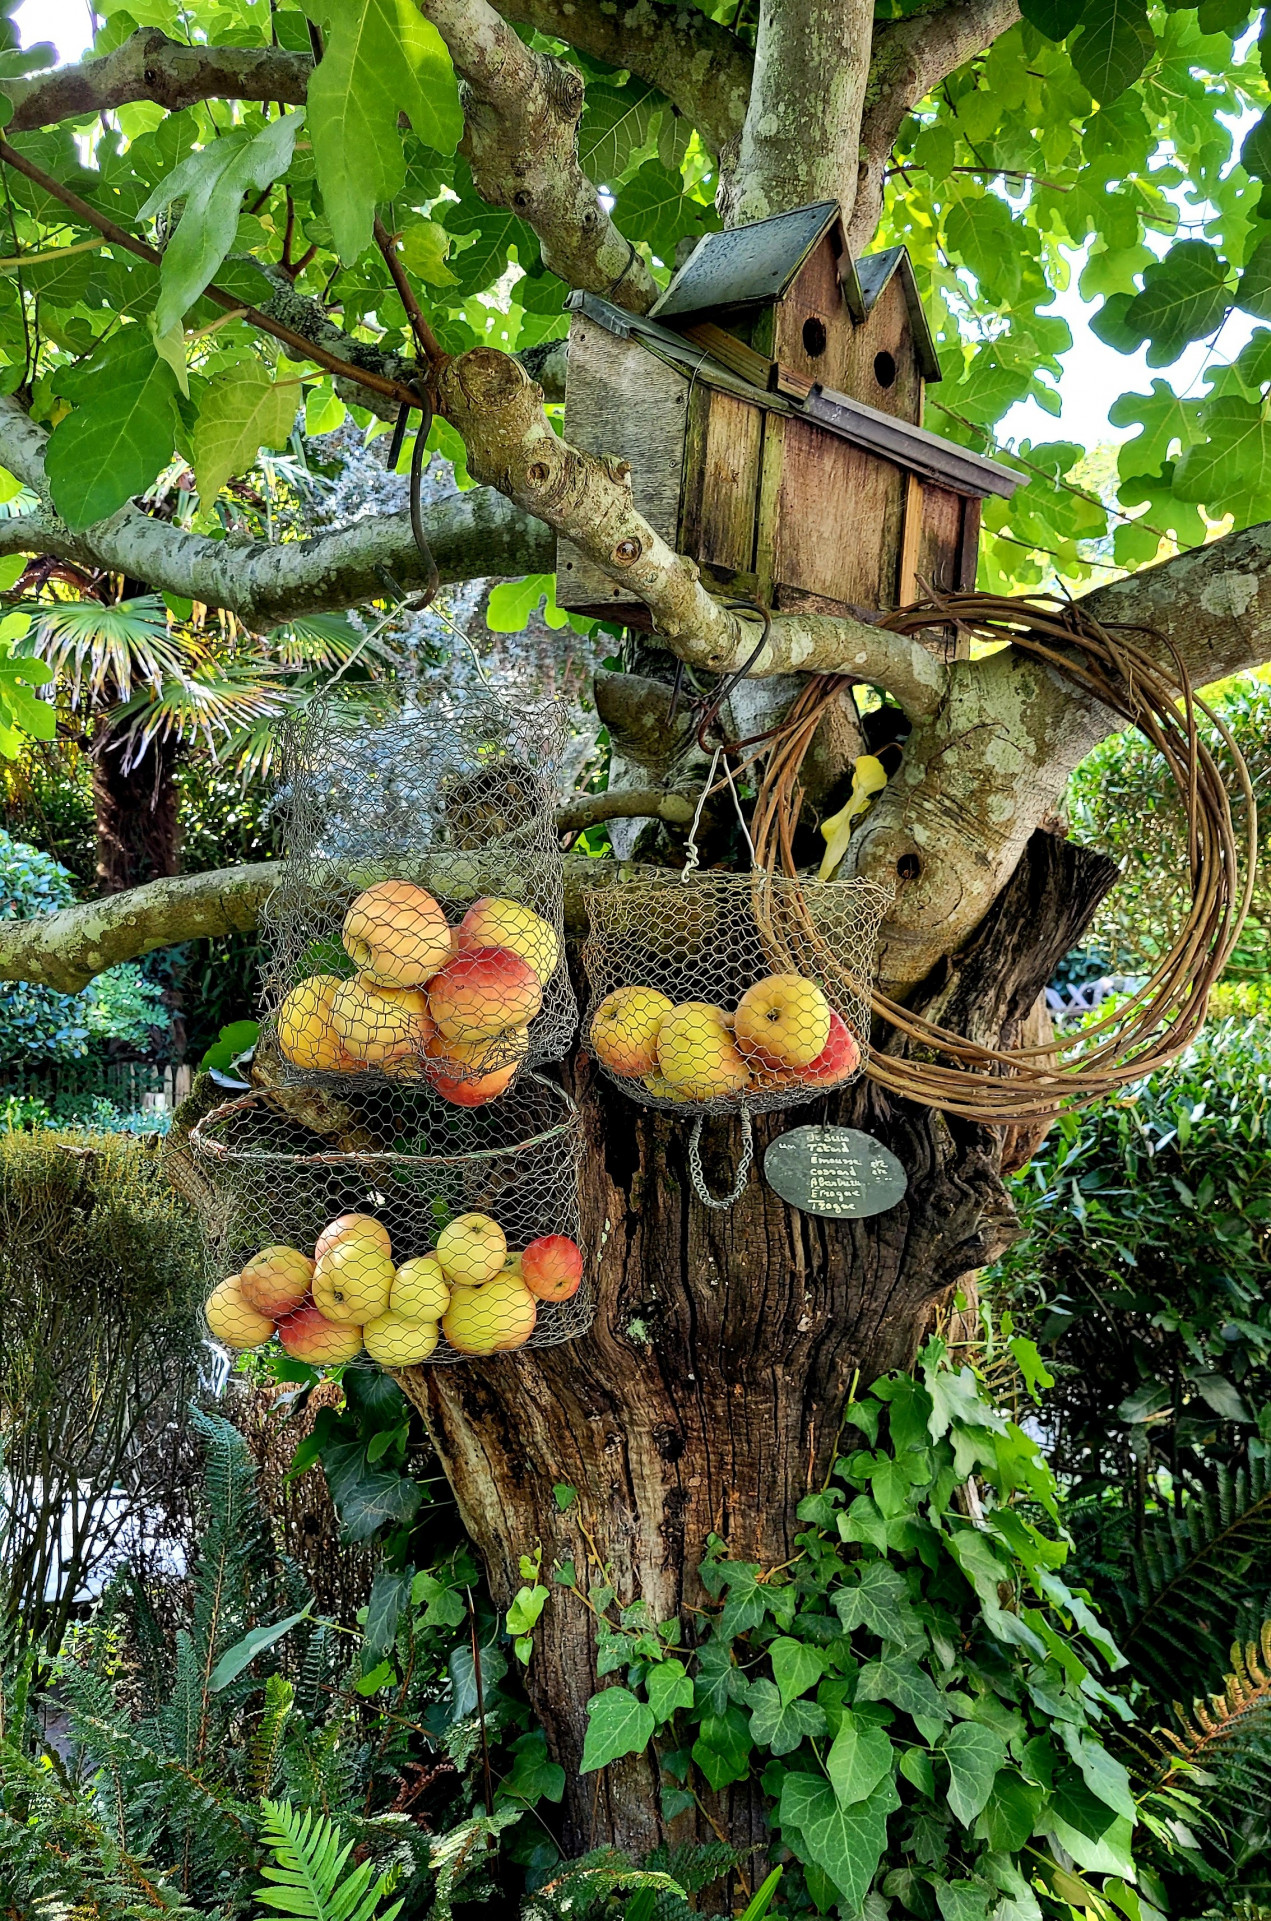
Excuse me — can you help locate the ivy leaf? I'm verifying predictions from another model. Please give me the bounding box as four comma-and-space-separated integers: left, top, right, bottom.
935, 1880, 992, 1921
1122, 242, 1232, 365
362, 1568, 409, 1659
321, 1439, 423, 1542
770, 1637, 827, 1705
941, 1721, 1007, 1826
855, 1653, 949, 1724
410, 1570, 468, 1628
448, 1638, 508, 1719
826, 1713, 895, 1807
778, 1770, 899, 1910
692, 1705, 753, 1790
977, 1768, 1045, 1851
746, 1678, 829, 1756
833, 1563, 917, 1643
1174, 397, 1271, 510
193, 361, 298, 503
1057, 1728, 1137, 1820
647, 1657, 695, 1725
138, 114, 302, 336
45, 331, 178, 529
1071, 0, 1154, 103
580, 1685, 656, 1773
498, 1728, 566, 1807
303, 0, 461, 262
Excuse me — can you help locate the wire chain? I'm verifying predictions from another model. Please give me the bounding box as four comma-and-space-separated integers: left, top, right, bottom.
687, 1110, 755, 1210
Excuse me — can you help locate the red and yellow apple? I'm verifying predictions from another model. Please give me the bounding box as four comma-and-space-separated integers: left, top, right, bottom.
435, 1211, 507, 1287
277, 1302, 363, 1365
656, 1002, 749, 1101
205, 1275, 274, 1350
330, 978, 434, 1068
315, 1213, 392, 1267
457, 897, 559, 984
342, 880, 451, 988
590, 985, 674, 1077
277, 973, 354, 1071
427, 946, 542, 1043
238, 1244, 314, 1319
799, 1009, 860, 1086
734, 973, 831, 1073
521, 1234, 583, 1302
363, 1310, 440, 1365
442, 1274, 538, 1354
424, 1024, 528, 1107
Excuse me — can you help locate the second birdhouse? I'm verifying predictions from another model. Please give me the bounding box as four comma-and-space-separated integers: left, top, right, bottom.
556, 202, 1022, 633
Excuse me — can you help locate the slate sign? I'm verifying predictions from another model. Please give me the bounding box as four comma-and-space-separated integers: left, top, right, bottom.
764, 1126, 908, 1220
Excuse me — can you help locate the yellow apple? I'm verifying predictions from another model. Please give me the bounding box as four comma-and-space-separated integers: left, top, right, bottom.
442, 1275, 538, 1355
314, 1213, 392, 1267
734, 974, 831, 1072
434, 1211, 507, 1287
390, 1254, 451, 1320
342, 880, 451, 988
656, 1002, 750, 1101
277, 1303, 363, 1365
330, 978, 434, 1068
641, 1071, 689, 1102
276, 974, 353, 1071
312, 1237, 394, 1324
239, 1244, 313, 1319
590, 985, 675, 1077
363, 1310, 440, 1366
205, 1276, 274, 1350
456, 897, 560, 984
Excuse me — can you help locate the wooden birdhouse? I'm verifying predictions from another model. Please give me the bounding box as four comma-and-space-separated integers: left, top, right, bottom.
556, 201, 1022, 637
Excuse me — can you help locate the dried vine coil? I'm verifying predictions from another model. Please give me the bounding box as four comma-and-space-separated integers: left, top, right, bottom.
748, 590, 1256, 1125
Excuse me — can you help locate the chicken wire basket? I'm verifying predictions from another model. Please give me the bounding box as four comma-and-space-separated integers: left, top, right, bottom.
582, 871, 890, 1121
260, 691, 576, 1100
190, 1074, 589, 1370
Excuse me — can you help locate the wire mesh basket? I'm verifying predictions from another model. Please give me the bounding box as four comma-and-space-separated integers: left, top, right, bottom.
260, 691, 576, 1100
189, 1074, 588, 1370
581, 871, 889, 1117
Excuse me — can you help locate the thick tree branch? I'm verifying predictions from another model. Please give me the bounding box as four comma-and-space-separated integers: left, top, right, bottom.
848, 0, 1021, 251
726, 0, 875, 225
2, 30, 312, 130
421, 0, 658, 312
492, 0, 750, 162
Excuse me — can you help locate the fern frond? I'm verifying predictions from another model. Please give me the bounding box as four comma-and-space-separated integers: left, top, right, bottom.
251, 1675, 295, 1801
254, 1797, 403, 1921
1127, 1616, 1271, 1840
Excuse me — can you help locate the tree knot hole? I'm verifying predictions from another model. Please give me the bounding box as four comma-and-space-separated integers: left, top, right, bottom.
896, 850, 921, 881
613, 537, 642, 566
527, 461, 552, 485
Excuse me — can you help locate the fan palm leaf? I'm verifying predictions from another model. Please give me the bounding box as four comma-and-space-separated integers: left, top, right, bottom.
20, 595, 197, 705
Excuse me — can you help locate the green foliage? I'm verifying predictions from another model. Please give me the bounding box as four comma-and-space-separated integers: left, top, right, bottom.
194, 361, 301, 503
570, 1342, 1151, 1920
254, 1798, 403, 1920
46, 329, 181, 528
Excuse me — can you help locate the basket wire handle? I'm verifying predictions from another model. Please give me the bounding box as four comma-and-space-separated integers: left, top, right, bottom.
688, 1109, 754, 1210
680, 745, 757, 883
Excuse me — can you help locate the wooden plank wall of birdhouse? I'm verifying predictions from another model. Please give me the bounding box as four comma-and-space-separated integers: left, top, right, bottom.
770, 247, 922, 425
680, 388, 765, 585
556, 317, 689, 617
763, 417, 907, 610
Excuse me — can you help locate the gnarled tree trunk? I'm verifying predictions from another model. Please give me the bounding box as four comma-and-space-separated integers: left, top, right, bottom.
92, 713, 181, 896
399, 830, 1117, 1858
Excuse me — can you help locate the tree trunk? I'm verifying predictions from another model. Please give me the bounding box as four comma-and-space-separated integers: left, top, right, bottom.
399, 832, 1119, 1861
91, 713, 181, 895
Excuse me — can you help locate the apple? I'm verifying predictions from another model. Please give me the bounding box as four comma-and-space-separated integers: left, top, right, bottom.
656, 1002, 750, 1102
734, 974, 831, 1073
363, 1310, 440, 1366
442, 1274, 538, 1355
330, 978, 434, 1068
521, 1235, 583, 1302
641, 1071, 689, 1103
313, 1236, 395, 1324
390, 1254, 451, 1320
238, 1244, 313, 1319
427, 946, 542, 1043
277, 973, 353, 1071
424, 1024, 528, 1107
277, 1302, 363, 1366
314, 1213, 392, 1267
457, 897, 560, 984
590, 985, 675, 1077
342, 880, 451, 988
500, 1252, 524, 1278
205, 1275, 274, 1350
434, 1211, 507, 1287
799, 1010, 861, 1087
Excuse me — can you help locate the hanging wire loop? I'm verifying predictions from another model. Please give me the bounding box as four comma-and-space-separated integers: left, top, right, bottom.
688, 1110, 755, 1210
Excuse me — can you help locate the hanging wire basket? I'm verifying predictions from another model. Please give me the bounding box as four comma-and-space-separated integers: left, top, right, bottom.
581, 870, 890, 1119
260, 691, 576, 1100
189, 1074, 589, 1370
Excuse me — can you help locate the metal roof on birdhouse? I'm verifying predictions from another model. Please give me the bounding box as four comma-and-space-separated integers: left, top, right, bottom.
651, 201, 842, 321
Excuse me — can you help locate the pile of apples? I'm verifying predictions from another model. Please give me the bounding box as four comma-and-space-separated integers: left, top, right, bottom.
276, 881, 559, 1106
589, 971, 859, 1103
204, 1210, 584, 1363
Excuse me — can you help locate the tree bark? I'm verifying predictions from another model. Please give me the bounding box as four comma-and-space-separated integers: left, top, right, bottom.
91, 715, 181, 895
397, 829, 1118, 1858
